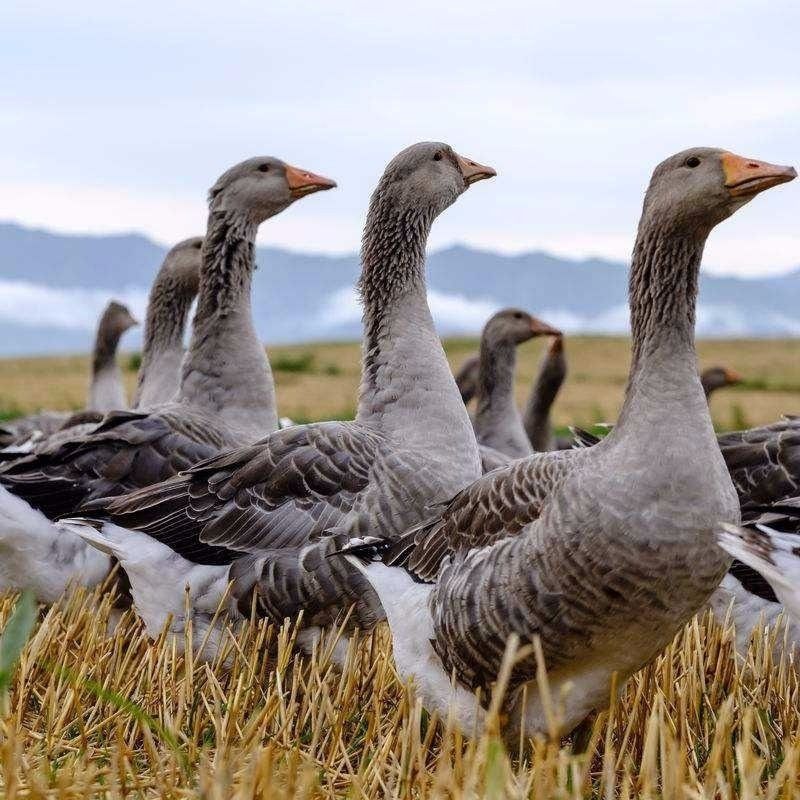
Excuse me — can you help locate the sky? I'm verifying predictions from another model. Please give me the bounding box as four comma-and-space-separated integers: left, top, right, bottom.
1, 0, 799, 277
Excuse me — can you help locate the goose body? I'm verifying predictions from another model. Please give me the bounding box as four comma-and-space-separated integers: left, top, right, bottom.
66, 142, 495, 657
343, 148, 794, 738
0, 158, 336, 601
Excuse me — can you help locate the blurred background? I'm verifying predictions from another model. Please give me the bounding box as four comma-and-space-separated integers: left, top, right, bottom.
1, 0, 798, 427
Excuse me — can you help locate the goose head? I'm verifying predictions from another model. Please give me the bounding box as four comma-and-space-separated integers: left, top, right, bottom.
701, 365, 742, 395
373, 142, 496, 221
100, 300, 138, 338
208, 156, 337, 223
163, 236, 204, 296
643, 148, 795, 234
484, 308, 561, 348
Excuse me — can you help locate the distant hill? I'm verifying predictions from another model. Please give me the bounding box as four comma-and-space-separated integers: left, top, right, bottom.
0, 221, 798, 356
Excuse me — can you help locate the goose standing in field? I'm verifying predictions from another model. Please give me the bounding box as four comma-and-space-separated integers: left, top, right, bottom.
86, 301, 139, 413
455, 330, 567, 456
0, 301, 138, 447
0, 157, 336, 602
0, 238, 204, 459
471, 309, 560, 461
523, 334, 567, 452
701, 365, 742, 399
339, 149, 795, 738
64, 142, 495, 656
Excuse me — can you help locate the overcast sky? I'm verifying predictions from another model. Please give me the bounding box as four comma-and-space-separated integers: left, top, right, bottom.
2, 0, 799, 276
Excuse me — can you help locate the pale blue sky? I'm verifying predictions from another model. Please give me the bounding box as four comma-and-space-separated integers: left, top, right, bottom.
2, 0, 799, 275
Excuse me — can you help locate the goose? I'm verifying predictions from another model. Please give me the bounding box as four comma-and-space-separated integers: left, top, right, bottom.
455, 330, 567, 456
0, 238, 204, 460
0, 156, 336, 602
63, 142, 495, 656
86, 301, 139, 413
0, 301, 138, 447
701, 365, 742, 399
523, 334, 567, 452
470, 309, 560, 462
337, 149, 795, 738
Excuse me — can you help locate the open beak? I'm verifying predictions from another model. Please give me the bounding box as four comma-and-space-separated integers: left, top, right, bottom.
722, 153, 796, 198
456, 153, 497, 186
723, 367, 743, 385
285, 164, 338, 198
531, 318, 562, 337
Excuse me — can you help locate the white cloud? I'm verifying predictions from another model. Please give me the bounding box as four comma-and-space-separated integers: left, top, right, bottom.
0, 280, 148, 330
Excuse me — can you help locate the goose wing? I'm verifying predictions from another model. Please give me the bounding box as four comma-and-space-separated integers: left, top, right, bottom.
367, 448, 585, 582
0, 408, 223, 519
718, 417, 800, 509
80, 420, 391, 564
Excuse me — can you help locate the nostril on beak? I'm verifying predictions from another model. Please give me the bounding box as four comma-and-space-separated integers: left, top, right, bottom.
747, 162, 760, 169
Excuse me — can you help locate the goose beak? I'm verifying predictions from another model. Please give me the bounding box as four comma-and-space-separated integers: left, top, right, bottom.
530, 318, 562, 337
456, 154, 497, 186
285, 165, 338, 198
722, 153, 796, 198
724, 367, 743, 385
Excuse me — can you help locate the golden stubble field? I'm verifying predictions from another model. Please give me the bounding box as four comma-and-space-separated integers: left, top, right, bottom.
1, 336, 798, 431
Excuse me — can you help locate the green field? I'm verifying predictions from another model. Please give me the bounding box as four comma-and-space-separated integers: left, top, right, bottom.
1, 335, 798, 432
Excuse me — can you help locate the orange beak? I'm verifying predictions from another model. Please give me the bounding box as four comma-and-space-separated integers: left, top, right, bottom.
530, 318, 562, 337
723, 367, 743, 385
722, 153, 796, 198
285, 164, 337, 198
456, 153, 497, 186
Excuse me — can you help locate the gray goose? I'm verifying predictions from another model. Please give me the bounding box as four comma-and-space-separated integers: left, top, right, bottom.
0, 301, 138, 447
455, 330, 567, 458
63, 142, 495, 657
470, 309, 560, 464
339, 149, 795, 737
0, 157, 335, 602
0, 238, 204, 458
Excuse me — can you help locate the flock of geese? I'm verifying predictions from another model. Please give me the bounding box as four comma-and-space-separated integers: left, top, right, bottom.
0, 143, 799, 740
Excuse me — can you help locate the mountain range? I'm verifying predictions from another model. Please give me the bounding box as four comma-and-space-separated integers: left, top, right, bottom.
0, 221, 798, 356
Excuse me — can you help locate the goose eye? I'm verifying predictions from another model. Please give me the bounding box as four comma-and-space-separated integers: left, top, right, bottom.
194, 242, 202, 249
258, 164, 270, 173
433, 152, 443, 161
514, 312, 523, 319
685, 156, 701, 168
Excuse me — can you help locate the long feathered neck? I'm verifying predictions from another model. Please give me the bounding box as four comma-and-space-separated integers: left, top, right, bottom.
616, 216, 708, 433
88, 317, 127, 412
133, 273, 196, 408
176, 211, 277, 440
355, 195, 478, 466
474, 337, 520, 431
524, 347, 565, 451
91, 321, 124, 377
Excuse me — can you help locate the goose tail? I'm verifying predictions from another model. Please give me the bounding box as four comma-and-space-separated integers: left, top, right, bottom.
716, 521, 800, 621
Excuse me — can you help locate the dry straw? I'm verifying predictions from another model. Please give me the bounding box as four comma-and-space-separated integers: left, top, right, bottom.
0, 587, 798, 799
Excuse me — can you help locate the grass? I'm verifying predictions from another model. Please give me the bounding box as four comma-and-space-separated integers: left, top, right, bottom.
0, 335, 798, 431
1, 335, 799, 796
0, 588, 799, 798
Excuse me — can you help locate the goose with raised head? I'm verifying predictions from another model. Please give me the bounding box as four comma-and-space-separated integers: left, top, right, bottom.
0, 157, 336, 602
133, 236, 204, 408
64, 142, 495, 655
0, 238, 204, 460
0, 301, 138, 447
87, 301, 138, 413
339, 149, 795, 738
470, 309, 560, 462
